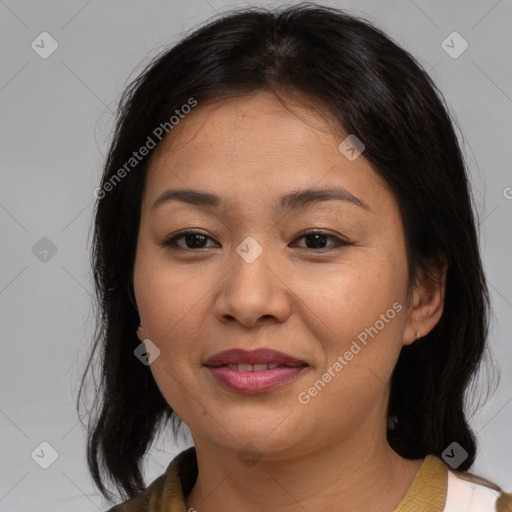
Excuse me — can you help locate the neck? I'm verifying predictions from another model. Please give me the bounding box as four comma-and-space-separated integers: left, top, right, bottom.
185, 424, 423, 512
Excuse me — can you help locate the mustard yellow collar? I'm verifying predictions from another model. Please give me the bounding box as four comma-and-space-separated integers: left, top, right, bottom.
393, 455, 447, 511
163, 448, 447, 512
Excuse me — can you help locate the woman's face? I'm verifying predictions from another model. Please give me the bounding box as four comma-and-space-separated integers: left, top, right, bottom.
133, 90, 421, 458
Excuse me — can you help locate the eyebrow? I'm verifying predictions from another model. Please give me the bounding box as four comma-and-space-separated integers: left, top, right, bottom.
150, 186, 369, 212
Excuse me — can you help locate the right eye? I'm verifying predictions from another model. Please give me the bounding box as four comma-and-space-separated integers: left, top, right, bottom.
162, 230, 220, 250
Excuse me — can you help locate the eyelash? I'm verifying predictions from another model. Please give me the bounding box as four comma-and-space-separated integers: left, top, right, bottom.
162, 230, 349, 252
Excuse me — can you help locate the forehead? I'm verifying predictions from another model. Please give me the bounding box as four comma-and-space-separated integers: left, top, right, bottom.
143, 91, 392, 215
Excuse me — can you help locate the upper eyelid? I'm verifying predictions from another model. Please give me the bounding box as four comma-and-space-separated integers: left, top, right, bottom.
166, 230, 219, 246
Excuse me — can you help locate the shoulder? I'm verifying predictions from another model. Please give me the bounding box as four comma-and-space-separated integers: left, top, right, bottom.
103, 447, 197, 512
104, 473, 166, 512
445, 469, 512, 511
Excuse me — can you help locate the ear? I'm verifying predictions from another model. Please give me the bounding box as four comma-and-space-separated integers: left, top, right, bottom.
403, 256, 447, 346
136, 323, 145, 342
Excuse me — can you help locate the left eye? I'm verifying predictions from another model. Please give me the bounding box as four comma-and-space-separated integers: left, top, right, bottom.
292, 231, 346, 250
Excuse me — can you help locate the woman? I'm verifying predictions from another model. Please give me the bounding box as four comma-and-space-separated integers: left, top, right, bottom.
79, 4, 512, 511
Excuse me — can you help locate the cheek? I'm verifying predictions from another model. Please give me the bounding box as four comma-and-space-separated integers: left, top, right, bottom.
298, 287, 406, 421
297, 255, 407, 342
294, 256, 409, 413
134, 242, 210, 338
133, 254, 212, 415
133, 261, 204, 407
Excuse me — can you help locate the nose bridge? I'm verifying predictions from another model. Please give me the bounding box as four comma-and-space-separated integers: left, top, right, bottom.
230, 235, 274, 303
214, 234, 291, 326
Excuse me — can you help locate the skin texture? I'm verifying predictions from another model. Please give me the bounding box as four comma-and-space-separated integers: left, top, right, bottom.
133, 90, 446, 512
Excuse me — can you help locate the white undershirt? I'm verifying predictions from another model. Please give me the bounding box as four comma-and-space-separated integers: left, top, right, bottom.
444, 470, 501, 511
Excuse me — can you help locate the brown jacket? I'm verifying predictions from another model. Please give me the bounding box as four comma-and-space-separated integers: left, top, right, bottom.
106, 447, 512, 511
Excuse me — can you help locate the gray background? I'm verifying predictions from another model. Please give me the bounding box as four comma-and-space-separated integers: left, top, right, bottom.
0, 0, 511, 510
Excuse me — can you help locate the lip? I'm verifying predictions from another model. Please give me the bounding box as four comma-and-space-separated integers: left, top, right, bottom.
204, 348, 309, 394
204, 348, 306, 367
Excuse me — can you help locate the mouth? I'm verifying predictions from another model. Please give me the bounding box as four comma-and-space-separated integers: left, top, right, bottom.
222, 362, 301, 372
204, 348, 309, 393
204, 348, 307, 367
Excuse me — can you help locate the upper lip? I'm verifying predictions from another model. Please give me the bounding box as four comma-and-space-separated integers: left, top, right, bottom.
204, 348, 307, 367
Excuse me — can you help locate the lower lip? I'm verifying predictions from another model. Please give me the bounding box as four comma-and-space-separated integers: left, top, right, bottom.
206, 365, 308, 394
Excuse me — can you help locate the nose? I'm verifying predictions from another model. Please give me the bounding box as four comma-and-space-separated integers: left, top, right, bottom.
212, 241, 292, 328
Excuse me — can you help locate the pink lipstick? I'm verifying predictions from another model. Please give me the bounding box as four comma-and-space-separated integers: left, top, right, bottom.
204, 348, 308, 394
